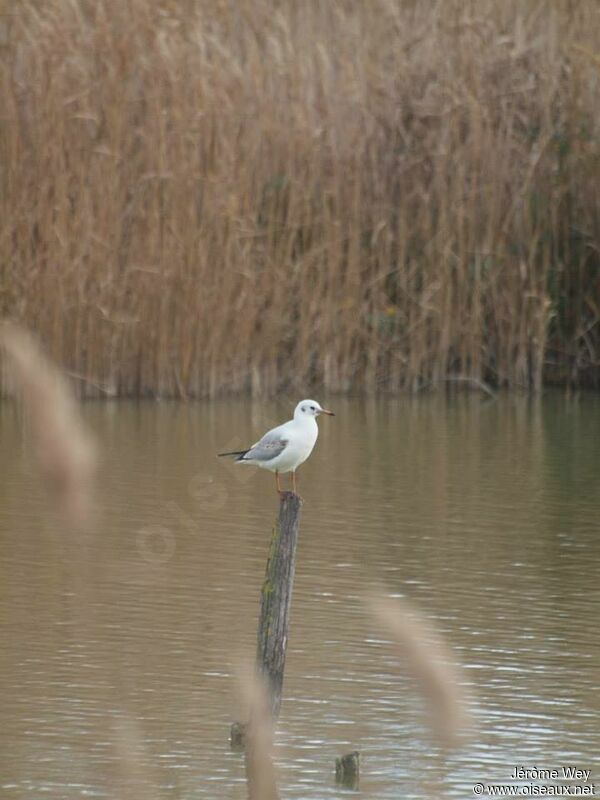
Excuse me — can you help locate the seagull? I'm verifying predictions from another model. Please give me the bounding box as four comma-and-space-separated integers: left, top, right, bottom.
218, 399, 334, 495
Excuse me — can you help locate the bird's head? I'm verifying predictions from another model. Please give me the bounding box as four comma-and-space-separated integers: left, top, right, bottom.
294, 399, 335, 420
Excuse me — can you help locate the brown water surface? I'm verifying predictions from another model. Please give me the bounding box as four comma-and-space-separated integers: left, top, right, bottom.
1, 396, 599, 798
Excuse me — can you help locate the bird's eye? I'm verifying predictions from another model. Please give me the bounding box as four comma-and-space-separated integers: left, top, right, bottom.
310, 406, 316, 411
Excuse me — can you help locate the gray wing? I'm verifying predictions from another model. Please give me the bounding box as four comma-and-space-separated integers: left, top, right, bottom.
241, 428, 288, 462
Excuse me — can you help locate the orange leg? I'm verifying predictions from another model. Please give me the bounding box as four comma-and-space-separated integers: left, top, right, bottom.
275, 470, 283, 494
292, 471, 297, 494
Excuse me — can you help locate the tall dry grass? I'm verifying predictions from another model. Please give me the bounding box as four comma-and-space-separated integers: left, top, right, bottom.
1, 321, 97, 525
239, 667, 280, 800
1, 0, 599, 397
367, 591, 470, 747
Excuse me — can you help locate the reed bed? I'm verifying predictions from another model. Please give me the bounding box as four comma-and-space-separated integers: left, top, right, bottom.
1, 0, 599, 397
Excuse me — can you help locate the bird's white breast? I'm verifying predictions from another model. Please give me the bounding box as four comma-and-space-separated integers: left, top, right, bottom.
264, 418, 318, 473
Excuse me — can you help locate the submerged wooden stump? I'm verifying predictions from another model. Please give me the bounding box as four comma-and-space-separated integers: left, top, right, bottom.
229, 721, 246, 751
256, 490, 302, 719
335, 751, 360, 789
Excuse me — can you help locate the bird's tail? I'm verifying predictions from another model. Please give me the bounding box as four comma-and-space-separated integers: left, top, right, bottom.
217, 450, 248, 460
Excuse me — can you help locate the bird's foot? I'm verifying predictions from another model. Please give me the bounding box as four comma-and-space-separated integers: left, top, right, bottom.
276, 489, 303, 502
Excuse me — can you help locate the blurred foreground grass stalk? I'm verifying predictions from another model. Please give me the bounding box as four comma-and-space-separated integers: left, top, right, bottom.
1, 0, 599, 397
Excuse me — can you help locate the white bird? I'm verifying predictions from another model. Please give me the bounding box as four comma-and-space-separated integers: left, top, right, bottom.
218, 399, 334, 495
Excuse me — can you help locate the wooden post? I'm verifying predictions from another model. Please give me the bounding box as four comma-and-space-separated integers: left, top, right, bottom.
256, 490, 302, 719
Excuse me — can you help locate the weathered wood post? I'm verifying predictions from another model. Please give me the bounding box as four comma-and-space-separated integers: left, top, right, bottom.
256, 490, 302, 719
230, 490, 302, 749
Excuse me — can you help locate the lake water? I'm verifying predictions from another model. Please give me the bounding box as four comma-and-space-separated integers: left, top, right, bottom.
1, 395, 599, 798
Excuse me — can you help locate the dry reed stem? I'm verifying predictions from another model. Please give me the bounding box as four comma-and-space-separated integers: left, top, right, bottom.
367, 591, 470, 747
238, 666, 280, 800
0, 322, 97, 527
112, 716, 162, 800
